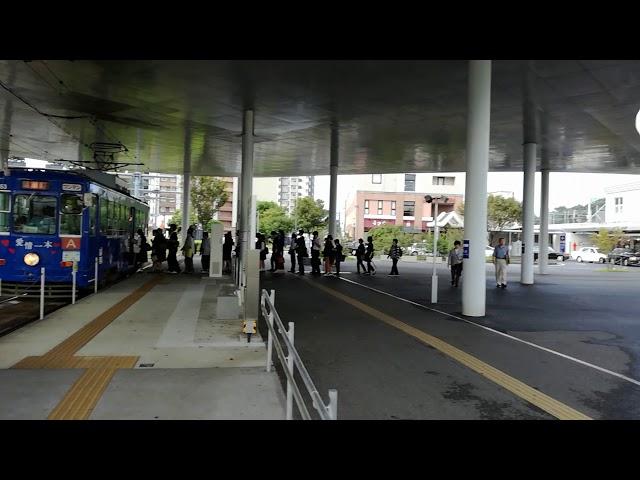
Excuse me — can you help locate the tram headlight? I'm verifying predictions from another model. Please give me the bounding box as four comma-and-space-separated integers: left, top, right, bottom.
24, 252, 40, 266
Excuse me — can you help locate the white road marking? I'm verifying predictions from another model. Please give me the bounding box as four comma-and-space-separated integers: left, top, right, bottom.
338, 276, 640, 388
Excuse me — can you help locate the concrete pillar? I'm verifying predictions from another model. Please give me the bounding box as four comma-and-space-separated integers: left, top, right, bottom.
539, 168, 550, 274
329, 124, 339, 237
181, 134, 192, 241
462, 60, 491, 318
239, 109, 254, 285
521, 142, 536, 284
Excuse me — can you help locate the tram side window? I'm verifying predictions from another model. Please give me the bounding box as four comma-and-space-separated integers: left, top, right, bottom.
12, 195, 57, 234
100, 199, 109, 234
111, 201, 119, 235
60, 194, 83, 235
89, 194, 97, 236
0, 192, 9, 233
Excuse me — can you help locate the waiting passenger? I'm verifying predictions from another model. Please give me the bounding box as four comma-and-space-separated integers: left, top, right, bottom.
200, 231, 211, 273
257, 233, 267, 271
295, 230, 307, 275
493, 237, 510, 289
323, 234, 335, 276
152, 229, 167, 272
447, 240, 463, 287
334, 239, 344, 277
167, 224, 181, 274
288, 233, 297, 273
182, 227, 195, 273
223, 231, 233, 274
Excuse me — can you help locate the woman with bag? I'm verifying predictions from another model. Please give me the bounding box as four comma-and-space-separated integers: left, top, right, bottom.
181, 227, 195, 273
257, 233, 267, 271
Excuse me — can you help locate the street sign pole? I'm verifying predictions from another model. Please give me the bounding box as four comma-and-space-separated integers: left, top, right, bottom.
431, 200, 439, 304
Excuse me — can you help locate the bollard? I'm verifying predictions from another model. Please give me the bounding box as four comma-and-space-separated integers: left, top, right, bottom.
266, 290, 275, 372
328, 389, 338, 420
40, 267, 45, 320
94, 257, 99, 294
286, 321, 295, 420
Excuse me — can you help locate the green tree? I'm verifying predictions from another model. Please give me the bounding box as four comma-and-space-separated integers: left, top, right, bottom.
257, 201, 295, 234
190, 176, 229, 228
457, 195, 522, 231
169, 208, 197, 228
591, 228, 624, 253
293, 197, 327, 232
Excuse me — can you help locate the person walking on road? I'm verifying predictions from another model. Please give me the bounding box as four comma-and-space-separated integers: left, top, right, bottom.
334, 239, 344, 277
323, 234, 335, 276
447, 240, 463, 287
493, 237, 510, 289
364, 236, 376, 275
288, 232, 297, 273
356, 238, 366, 274
387, 238, 402, 276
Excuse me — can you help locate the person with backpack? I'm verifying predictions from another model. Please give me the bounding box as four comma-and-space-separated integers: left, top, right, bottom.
447, 240, 464, 287
356, 238, 366, 274
387, 238, 402, 276
364, 236, 376, 275
334, 238, 344, 277
152, 228, 167, 272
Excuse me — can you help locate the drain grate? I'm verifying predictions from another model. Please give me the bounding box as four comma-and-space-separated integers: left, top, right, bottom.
138, 363, 155, 368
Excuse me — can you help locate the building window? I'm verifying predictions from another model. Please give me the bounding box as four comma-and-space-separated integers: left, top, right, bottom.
403, 201, 415, 217
377, 200, 383, 215
372, 174, 382, 184
615, 197, 623, 214
404, 174, 416, 192
433, 176, 455, 186
391, 201, 396, 216
364, 200, 369, 215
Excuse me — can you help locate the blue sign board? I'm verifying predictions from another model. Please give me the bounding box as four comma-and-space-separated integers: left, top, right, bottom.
560, 234, 566, 253
463, 240, 470, 259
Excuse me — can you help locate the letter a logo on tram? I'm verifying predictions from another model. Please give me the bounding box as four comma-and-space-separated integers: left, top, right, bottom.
61, 237, 81, 250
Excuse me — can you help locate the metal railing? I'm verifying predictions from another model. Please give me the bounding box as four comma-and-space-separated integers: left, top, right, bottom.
260, 289, 337, 420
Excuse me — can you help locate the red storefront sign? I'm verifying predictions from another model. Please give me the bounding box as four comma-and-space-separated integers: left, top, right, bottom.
364, 218, 391, 229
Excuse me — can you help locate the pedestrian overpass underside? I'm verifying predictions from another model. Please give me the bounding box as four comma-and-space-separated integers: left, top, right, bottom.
1, 60, 639, 177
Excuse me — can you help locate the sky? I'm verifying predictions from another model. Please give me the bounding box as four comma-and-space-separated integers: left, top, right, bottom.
315, 172, 640, 217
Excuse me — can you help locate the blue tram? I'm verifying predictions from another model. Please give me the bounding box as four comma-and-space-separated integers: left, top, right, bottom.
0, 168, 149, 289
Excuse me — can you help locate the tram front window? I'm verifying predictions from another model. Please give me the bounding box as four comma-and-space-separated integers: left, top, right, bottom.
12, 195, 57, 234
0, 192, 9, 233
60, 194, 83, 235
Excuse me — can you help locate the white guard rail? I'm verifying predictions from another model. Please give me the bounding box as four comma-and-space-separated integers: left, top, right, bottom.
260, 288, 338, 420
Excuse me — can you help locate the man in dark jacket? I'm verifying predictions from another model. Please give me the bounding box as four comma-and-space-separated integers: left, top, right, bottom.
356, 238, 366, 274
295, 229, 307, 275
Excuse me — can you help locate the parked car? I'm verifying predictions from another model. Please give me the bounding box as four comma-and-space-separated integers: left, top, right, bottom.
533, 245, 565, 262
485, 245, 494, 257
408, 242, 429, 256
607, 248, 640, 266
570, 247, 607, 263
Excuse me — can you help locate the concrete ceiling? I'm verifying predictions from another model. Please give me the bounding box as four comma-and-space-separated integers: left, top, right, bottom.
1, 60, 640, 176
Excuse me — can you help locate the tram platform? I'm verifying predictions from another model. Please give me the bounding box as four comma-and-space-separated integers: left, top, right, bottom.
0, 271, 285, 420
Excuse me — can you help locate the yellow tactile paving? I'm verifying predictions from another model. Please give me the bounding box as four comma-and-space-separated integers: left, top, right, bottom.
10, 276, 161, 420
308, 280, 592, 421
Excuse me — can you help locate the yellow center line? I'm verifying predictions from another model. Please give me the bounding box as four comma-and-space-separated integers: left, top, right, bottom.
306, 279, 592, 420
